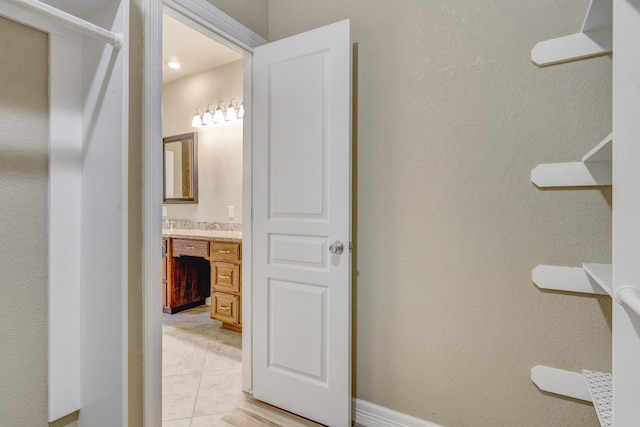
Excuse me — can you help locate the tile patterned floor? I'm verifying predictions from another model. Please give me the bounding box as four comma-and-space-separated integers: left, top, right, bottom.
162, 305, 246, 427
162, 305, 330, 427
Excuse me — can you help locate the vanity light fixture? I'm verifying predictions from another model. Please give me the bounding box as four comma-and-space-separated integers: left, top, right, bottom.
191, 99, 244, 127
191, 107, 203, 127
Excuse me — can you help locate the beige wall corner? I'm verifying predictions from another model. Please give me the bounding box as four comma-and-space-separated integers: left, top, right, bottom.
128, 0, 144, 426
205, 0, 269, 40
268, 1, 611, 426
0, 15, 52, 427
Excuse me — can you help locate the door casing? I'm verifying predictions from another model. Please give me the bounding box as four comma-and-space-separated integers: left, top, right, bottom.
142, 1, 266, 425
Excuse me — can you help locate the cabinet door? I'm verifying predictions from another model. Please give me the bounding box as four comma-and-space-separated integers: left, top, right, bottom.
173, 238, 209, 258
212, 292, 240, 324
212, 261, 240, 293
210, 242, 240, 261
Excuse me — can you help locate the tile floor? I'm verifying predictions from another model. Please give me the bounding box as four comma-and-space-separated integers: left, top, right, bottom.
162, 305, 334, 427
162, 305, 247, 427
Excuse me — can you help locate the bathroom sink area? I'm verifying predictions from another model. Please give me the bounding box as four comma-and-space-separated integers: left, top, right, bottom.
162, 228, 242, 242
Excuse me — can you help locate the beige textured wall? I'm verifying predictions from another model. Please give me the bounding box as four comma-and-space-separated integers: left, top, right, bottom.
268, 1, 612, 426
0, 16, 77, 427
205, 0, 269, 39
163, 60, 244, 223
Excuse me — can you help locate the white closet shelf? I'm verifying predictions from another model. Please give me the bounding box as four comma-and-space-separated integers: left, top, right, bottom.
531, 133, 612, 187
583, 370, 613, 427
531, 0, 611, 67
531, 365, 613, 427
583, 263, 612, 296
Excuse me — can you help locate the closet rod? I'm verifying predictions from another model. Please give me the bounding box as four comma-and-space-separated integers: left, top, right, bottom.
616, 287, 640, 318
8, 0, 124, 48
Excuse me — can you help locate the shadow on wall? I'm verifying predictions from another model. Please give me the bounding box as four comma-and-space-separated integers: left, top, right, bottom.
351, 41, 359, 397
0, 145, 48, 174
50, 411, 79, 427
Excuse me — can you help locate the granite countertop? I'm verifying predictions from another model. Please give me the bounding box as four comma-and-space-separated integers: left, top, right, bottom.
162, 228, 242, 243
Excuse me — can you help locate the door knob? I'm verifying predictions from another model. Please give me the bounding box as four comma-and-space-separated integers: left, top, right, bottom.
329, 241, 344, 255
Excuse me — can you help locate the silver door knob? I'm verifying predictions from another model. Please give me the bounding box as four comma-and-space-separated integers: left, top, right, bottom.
329, 241, 344, 255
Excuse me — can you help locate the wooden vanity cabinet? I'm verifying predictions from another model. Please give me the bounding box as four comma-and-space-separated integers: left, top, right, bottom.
210, 241, 242, 332
162, 236, 242, 328
163, 237, 211, 314
162, 237, 242, 332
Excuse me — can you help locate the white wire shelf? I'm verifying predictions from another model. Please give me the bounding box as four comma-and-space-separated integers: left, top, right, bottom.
531, 366, 613, 427
583, 263, 613, 296
583, 370, 613, 427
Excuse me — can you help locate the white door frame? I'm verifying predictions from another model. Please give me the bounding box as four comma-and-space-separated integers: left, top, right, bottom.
142, 1, 266, 425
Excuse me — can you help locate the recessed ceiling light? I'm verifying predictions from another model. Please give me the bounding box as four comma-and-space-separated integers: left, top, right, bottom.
167, 60, 181, 69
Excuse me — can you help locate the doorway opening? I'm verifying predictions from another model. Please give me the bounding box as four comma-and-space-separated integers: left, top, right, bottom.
146, 4, 353, 426
144, 1, 267, 423
160, 9, 247, 424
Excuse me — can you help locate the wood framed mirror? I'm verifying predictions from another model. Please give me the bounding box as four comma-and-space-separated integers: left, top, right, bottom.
163, 132, 198, 203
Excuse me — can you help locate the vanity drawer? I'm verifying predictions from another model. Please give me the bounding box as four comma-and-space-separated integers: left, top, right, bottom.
211, 292, 240, 325
172, 239, 209, 258
210, 242, 240, 261
212, 262, 240, 293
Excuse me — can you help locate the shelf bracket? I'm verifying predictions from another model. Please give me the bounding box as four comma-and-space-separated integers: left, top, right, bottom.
533, 265, 609, 295
531, 365, 592, 402
531, 0, 611, 67
531, 161, 611, 187
531, 133, 612, 188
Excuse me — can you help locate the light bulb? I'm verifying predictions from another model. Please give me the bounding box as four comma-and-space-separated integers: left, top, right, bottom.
191, 113, 202, 127
226, 103, 237, 121
167, 60, 181, 69
202, 105, 213, 126
213, 103, 225, 124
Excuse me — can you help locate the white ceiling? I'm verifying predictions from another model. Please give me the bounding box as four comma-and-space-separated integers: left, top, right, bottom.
162, 14, 242, 84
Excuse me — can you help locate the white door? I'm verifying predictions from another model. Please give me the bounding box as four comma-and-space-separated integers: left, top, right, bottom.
252, 20, 352, 427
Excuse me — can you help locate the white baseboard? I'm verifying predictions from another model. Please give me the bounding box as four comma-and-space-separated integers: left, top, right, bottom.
352, 399, 444, 427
